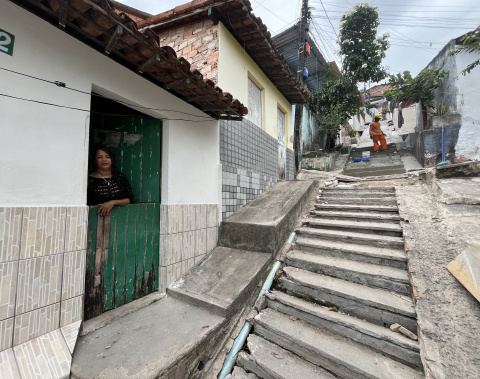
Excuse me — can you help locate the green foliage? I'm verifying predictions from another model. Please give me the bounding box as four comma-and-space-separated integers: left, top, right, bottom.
339, 3, 390, 84
449, 29, 480, 75
310, 77, 361, 143
348, 128, 357, 138
384, 69, 449, 107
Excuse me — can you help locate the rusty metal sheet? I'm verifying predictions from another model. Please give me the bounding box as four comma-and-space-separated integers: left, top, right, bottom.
447, 246, 480, 303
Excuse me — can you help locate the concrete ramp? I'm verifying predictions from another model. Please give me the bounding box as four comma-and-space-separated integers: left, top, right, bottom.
218, 180, 317, 254
168, 247, 271, 317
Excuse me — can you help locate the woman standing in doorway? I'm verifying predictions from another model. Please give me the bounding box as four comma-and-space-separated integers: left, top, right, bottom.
87, 147, 134, 216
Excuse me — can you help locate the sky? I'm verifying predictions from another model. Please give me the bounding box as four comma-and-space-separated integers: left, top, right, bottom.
117, 0, 479, 85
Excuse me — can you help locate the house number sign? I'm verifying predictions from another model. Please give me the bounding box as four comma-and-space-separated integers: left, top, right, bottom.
0, 28, 15, 56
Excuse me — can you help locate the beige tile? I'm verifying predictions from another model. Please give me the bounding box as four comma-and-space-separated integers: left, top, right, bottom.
206, 204, 218, 228
171, 262, 183, 284
14, 329, 71, 379
0, 318, 14, 351
172, 233, 183, 264
167, 205, 176, 234
14, 303, 60, 346
0, 348, 21, 379
182, 231, 194, 261
186, 204, 196, 231
206, 227, 218, 253
165, 265, 174, 290
20, 207, 66, 259
16, 255, 63, 315
0, 261, 17, 320
60, 320, 82, 354
61, 250, 86, 301
0, 208, 22, 263
159, 234, 171, 266
160, 205, 168, 235
158, 266, 167, 293
174, 205, 184, 233
195, 229, 207, 257
60, 296, 83, 327
195, 205, 207, 230
64, 207, 88, 253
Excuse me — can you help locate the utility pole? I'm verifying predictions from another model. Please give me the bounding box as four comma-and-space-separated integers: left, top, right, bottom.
294, 0, 309, 174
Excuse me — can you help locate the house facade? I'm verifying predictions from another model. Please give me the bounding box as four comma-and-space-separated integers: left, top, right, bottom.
0, 0, 246, 375
132, 0, 309, 219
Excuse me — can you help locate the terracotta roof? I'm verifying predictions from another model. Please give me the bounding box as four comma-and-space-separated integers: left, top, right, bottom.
11, 0, 247, 120
138, 0, 310, 104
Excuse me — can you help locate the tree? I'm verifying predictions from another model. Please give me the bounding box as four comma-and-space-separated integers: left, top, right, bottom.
339, 3, 390, 85
449, 28, 480, 75
310, 68, 361, 149
384, 69, 449, 107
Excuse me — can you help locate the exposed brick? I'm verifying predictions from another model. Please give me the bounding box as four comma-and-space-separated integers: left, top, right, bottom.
187, 49, 198, 59
184, 31, 193, 40
202, 34, 214, 43
207, 53, 219, 63
183, 45, 192, 54
174, 35, 184, 46
178, 40, 188, 51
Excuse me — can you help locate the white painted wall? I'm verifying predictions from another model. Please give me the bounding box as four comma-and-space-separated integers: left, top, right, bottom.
0, 0, 220, 206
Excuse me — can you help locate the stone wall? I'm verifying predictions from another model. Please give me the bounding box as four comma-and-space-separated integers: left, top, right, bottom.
158, 20, 219, 82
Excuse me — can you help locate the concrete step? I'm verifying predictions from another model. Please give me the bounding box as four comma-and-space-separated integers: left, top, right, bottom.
297, 227, 405, 249
310, 210, 402, 223
304, 219, 403, 237
286, 250, 411, 296
237, 334, 336, 379
321, 190, 395, 198
254, 308, 423, 379
265, 291, 422, 369
315, 203, 399, 213
278, 266, 417, 332
342, 166, 406, 178
295, 236, 407, 269
317, 197, 397, 206
322, 186, 395, 193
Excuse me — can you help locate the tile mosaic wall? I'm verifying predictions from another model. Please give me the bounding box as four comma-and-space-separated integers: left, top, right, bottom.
0, 206, 87, 353
220, 118, 296, 219
159, 204, 218, 293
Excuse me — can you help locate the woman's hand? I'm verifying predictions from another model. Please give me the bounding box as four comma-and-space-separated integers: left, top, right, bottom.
97, 200, 117, 216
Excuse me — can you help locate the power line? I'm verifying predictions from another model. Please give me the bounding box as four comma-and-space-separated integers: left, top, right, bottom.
0, 66, 217, 120
318, 0, 338, 39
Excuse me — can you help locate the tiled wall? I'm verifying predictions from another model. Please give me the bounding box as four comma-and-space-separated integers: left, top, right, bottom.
220, 118, 296, 219
0, 206, 87, 377
159, 204, 218, 293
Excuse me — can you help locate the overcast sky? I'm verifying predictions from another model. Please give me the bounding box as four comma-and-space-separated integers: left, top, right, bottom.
118, 0, 479, 84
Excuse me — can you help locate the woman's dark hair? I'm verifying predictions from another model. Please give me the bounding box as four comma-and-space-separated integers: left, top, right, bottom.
94, 147, 118, 174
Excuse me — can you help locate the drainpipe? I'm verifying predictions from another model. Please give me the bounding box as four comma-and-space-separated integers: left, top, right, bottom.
217, 232, 296, 379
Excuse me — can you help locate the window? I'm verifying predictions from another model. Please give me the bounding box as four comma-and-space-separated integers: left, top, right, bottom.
247, 77, 263, 128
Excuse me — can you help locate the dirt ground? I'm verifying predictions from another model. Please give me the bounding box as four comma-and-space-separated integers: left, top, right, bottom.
395, 178, 480, 379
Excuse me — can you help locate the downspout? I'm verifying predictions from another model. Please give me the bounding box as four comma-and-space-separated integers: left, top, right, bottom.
217, 232, 296, 379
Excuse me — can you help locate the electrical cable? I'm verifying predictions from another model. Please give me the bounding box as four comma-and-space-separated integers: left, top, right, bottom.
318, 0, 338, 39
0, 66, 220, 120
0, 93, 221, 122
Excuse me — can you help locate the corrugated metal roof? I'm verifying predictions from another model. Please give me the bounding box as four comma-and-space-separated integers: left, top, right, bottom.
138, 0, 310, 104
272, 24, 329, 91
10, 0, 247, 120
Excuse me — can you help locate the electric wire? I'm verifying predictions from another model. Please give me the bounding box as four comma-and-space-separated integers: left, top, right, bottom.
0, 93, 220, 122
318, 0, 338, 39
0, 66, 221, 120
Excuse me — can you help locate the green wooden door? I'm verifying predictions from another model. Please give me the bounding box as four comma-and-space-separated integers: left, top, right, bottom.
85, 116, 161, 320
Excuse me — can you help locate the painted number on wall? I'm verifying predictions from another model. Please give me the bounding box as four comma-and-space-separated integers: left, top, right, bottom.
0, 28, 15, 56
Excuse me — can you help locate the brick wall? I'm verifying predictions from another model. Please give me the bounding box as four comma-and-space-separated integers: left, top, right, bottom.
158, 20, 219, 82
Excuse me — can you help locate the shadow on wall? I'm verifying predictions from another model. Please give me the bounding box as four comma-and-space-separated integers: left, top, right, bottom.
414, 125, 461, 167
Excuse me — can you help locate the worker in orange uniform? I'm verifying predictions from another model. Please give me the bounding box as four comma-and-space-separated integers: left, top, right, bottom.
369, 114, 387, 152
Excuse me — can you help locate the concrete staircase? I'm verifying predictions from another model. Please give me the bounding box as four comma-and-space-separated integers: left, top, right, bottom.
235, 186, 424, 379
343, 145, 406, 177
